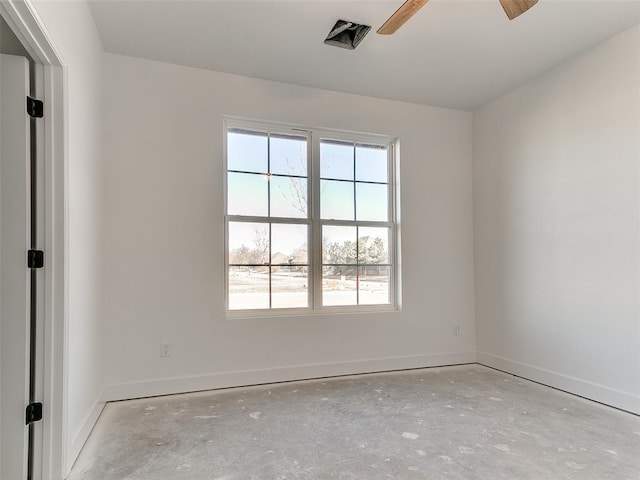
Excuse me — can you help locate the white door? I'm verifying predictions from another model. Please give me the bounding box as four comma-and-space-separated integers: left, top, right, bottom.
0, 53, 31, 480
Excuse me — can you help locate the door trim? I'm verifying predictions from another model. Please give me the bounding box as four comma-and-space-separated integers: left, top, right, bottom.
0, 2, 67, 479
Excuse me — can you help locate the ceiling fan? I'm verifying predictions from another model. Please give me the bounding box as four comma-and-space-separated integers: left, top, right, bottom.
377, 0, 539, 35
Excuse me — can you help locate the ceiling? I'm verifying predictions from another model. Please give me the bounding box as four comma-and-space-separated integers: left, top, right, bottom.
87, 0, 640, 111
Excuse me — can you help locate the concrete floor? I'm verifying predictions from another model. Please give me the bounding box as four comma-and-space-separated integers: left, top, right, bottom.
69, 365, 640, 479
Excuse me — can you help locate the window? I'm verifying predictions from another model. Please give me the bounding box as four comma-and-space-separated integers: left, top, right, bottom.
225, 119, 398, 314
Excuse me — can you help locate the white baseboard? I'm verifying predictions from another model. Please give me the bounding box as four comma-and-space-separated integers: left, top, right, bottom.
477, 352, 640, 415
102, 352, 477, 402
65, 395, 106, 477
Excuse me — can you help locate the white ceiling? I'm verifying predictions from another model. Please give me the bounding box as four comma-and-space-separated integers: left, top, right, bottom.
88, 0, 640, 111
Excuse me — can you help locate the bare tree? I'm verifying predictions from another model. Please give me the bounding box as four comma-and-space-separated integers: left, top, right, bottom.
251, 226, 269, 264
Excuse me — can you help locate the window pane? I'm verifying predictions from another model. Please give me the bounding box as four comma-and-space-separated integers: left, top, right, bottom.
228, 130, 267, 173
356, 183, 388, 221
320, 140, 353, 180
228, 222, 269, 265
356, 144, 388, 183
272, 224, 308, 265
323, 226, 356, 265
228, 266, 269, 310
358, 266, 390, 305
322, 266, 357, 306
270, 134, 307, 177
321, 180, 354, 220
358, 227, 390, 264
227, 172, 268, 216
226, 123, 395, 312
272, 266, 308, 309
270, 176, 307, 218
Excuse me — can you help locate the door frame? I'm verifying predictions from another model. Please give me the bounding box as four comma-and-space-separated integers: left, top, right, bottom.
0, 1, 67, 479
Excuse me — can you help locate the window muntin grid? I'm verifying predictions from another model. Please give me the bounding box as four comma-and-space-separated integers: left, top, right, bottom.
225, 120, 397, 314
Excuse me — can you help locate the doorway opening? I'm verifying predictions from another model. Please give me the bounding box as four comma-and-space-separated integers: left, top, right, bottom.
1, 3, 66, 479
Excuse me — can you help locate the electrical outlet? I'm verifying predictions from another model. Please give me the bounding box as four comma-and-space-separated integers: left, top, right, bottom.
160, 342, 172, 357
452, 326, 460, 337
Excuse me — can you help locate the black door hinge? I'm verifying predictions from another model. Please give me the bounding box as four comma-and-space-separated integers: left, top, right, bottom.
27, 250, 44, 269
25, 403, 43, 425
26, 96, 43, 118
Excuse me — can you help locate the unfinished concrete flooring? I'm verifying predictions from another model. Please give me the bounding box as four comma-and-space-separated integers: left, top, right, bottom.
68, 365, 640, 479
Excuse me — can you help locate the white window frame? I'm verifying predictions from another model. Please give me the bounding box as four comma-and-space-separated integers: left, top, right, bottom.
224, 117, 399, 317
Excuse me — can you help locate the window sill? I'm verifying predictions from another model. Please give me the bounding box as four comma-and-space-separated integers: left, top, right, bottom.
225, 305, 400, 320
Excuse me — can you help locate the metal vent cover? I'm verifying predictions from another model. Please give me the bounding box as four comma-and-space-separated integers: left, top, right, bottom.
324, 20, 371, 50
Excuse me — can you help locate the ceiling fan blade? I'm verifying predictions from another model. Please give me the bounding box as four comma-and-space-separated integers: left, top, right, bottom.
499, 0, 538, 20
377, 0, 429, 35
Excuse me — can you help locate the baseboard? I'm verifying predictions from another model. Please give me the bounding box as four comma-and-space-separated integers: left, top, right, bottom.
65, 395, 106, 476
477, 352, 640, 415
101, 351, 477, 402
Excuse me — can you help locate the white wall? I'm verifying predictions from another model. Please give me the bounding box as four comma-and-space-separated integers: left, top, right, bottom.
100, 53, 476, 400
31, 0, 105, 473
473, 25, 640, 414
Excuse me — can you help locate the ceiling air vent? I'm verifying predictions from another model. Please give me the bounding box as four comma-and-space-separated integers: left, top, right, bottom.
324, 20, 371, 50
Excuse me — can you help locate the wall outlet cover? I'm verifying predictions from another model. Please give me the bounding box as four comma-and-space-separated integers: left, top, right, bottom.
160, 342, 172, 357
